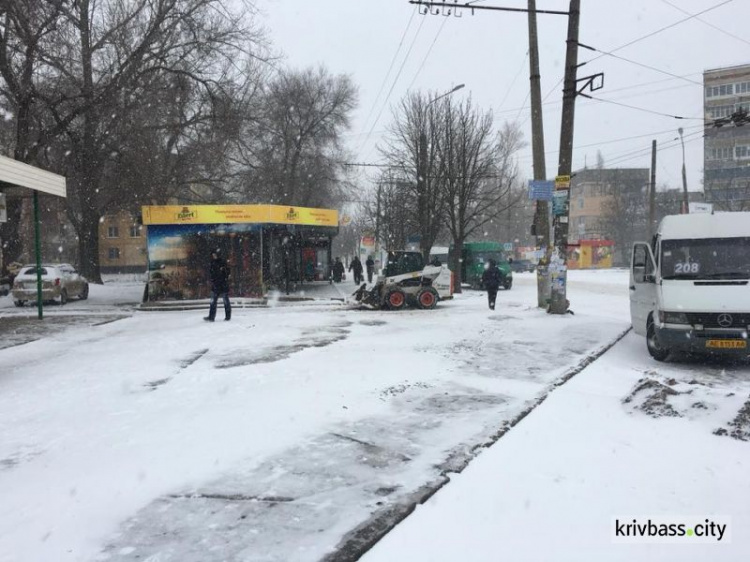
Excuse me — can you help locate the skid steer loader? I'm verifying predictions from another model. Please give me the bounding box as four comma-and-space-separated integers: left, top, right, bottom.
352, 251, 453, 310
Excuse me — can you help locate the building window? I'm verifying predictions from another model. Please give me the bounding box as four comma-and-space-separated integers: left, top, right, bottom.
107, 226, 119, 238
709, 147, 733, 161
709, 105, 734, 119
578, 197, 584, 209
129, 225, 140, 238
108, 247, 120, 260
736, 145, 750, 160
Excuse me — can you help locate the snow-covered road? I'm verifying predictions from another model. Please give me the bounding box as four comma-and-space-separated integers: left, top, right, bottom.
1, 270, 747, 561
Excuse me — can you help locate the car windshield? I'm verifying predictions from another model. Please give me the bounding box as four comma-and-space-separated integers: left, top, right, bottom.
661, 237, 750, 280
474, 251, 505, 264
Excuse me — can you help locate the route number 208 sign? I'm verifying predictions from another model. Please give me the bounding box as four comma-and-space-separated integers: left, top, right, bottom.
674, 261, 700, 274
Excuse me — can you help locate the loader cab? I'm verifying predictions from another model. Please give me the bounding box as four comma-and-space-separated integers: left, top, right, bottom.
384, 251, 425, 278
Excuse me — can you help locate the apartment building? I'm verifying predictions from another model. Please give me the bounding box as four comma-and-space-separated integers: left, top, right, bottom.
98, 210, 147, 273
704, 63, 750, 209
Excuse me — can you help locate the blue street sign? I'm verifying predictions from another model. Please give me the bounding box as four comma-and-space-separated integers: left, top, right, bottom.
528, 180, 554, 201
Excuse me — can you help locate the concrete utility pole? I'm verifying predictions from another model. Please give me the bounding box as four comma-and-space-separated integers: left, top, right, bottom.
528, 0, 550, 309
649, 140, 657, 238
678, 127, 689, 213
548, 0, 581, 315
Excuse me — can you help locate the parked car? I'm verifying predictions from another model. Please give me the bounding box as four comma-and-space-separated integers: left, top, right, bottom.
510, 259, 536, 273
12, 263, 89, 307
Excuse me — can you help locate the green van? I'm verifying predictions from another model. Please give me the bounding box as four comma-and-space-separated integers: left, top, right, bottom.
459, 241, 513, 290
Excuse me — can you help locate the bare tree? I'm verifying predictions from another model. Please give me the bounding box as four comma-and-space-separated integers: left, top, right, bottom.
379, 92, 447, 260
439, 98, 523, 292
0, 0, 268, 281
0, 0, 66, 273
234, 66, 358, 208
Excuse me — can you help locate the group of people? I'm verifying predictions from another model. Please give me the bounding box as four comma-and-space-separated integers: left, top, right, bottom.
204, 251, 503, 321
331, 256, 375, 284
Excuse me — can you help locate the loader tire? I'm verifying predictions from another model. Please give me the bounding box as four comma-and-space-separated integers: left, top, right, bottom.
384, 288, 407, 311
415, 287, 439, 310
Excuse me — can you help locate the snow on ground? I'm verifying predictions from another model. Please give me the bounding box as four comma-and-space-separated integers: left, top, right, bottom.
363, 325, 750, 561
0, 271, 633, 562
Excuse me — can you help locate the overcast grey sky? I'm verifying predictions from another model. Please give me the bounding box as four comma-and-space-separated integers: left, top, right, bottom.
259, 0, 749, 194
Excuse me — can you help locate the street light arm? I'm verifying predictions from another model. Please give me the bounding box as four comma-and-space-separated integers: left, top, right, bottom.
427, 83, 466, 107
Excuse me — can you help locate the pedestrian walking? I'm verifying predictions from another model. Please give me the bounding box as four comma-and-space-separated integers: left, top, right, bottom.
332, 257, 345, 283
349, 256, 364, 284
365, 256, 375, 283
481, 259, 502, 311
204, 249, 231, 321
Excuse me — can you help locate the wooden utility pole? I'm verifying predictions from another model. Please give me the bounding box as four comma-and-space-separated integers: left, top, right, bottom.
649, 140, 657, 238
548, 0, 581, 315
528, 0, 550, 309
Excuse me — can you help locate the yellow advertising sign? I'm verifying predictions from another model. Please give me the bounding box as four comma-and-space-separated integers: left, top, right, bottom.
142, 205, 338, 227
555, 175, 571, 190
267, 205, 339, 227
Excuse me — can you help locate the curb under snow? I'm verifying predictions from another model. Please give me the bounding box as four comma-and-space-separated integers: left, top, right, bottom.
322, 326, 633, 562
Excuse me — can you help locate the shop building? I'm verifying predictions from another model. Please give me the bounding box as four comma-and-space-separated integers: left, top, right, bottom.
141, 204, 338, 300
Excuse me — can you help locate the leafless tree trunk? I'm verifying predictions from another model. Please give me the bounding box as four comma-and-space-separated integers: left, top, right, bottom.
380, 92, 447, 260
439, 100, 523, 292
0, 0, 65, 273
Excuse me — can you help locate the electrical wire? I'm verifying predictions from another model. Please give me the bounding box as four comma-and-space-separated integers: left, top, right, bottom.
360, 14, 428, 160
582, 95, 706, 121
583, 46, 702, 87
357, 7, 418, 153
659, 0, 750, 47
521, 0, 734, 125
495, 50, 528, 112
605, 133, 703, 169
407, 16, 449, 91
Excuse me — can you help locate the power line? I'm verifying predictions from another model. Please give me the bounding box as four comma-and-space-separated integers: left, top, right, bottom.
496, 50, 528, 112
407, 16, 449, 91
605, 130, 703, 168
360, 7, 417, 131
515, 123, 706, 161
605, 133, 703, 169
357, 7, 418, 153
598, 0, 734, 56
360, 14, 428, 160
581, 94, 706, 121
659, 0, 750, 47
580, 43, 702, 86
521, 0, 733, 125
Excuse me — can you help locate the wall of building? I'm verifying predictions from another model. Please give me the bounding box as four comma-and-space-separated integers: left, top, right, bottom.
98, 210, 147, 273
704, 63, 750, 209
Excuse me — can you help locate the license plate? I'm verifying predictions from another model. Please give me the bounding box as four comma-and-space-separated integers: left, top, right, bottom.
706, 340, 747, 349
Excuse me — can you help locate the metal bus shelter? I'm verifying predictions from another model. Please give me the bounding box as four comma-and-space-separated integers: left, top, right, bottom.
0, 155, 67, 319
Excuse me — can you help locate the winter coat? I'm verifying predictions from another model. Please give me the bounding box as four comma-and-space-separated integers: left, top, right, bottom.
209, 256, 230, 293
482, 265, 502, 290
333, 261, 345, 277
349, 258, 363, 274
365, 258, 375, 271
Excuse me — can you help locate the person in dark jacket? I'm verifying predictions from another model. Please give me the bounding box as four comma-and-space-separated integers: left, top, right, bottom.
204, 249, 231, 321
349, 256, 364, 284
332, 257, 345, 283
365, 256, 375, 283
481, 259, 502, 310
